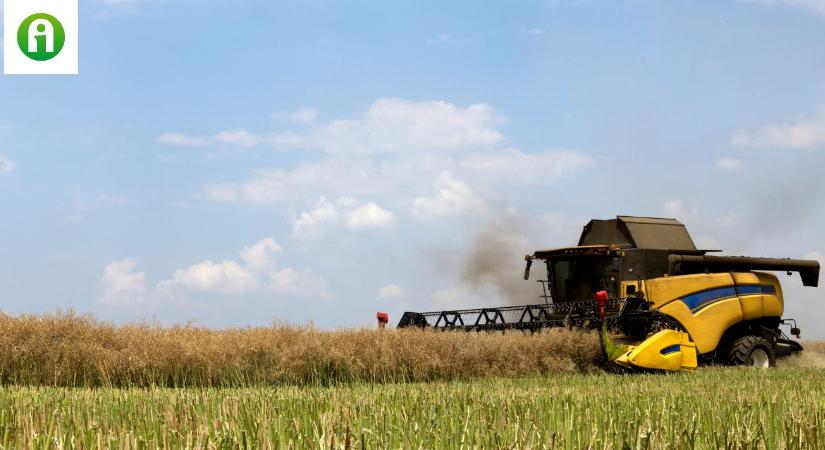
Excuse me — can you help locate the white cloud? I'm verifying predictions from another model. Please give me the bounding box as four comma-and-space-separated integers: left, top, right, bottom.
314, 98, 502, 155
99, 258, 146, 305
166, 238, 326, 297
730, 105, 825, 149
99, 238, 328, 305
714, 157, 745, 172
662, 200, 698, 220
291, 198, 340, 240
239, 237, 282, 271
157, 133, 208, 146
214, 130, 260, 148
791, 0, 825, 15
171, 260, 257, 295
290, 197, 394, 239
377, 284, 404, 299
167, 99, 503, 155
0, 155, 16, 175
158, 130, 305, 150
740, 0, 825, 16
204, 159, 386, 206
289, 108, 319, 125
460, 149, 596, 184
346, 203, 395, 230
412, 171, 486, 219
199, 99, 596, 235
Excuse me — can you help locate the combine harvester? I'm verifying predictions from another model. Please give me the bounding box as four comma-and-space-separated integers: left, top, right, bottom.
396, 216, 820, 371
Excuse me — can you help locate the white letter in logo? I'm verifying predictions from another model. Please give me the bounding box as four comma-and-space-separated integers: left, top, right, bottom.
28, 18, 54, 53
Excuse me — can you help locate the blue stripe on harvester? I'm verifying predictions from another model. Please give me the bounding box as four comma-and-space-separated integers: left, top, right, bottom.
682, 287, 737, 310
660, 344, 681, 355
735, 285, 762, 295
735, 284, 776, 296
679, 284, 778, 312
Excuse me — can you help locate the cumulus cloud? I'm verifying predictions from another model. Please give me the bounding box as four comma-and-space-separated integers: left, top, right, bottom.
99, 258, 146, 305
203, 160, 386, 205
99, 238, 328, 305
199, 99, 597, 252
315, 98, 502, 155
170, 260, 256, 295
730, 105, 825, 149
460, 149, 596, 184
412, 171, 486, 219
290, 197, 393, 239
157, 133, 208, 147
346, 203, 395, 230
163, 98, 503, 155
0, 155, 17, 175
714, 157, 745, 172
291, 198, 340, 240
214, 130, 260, 148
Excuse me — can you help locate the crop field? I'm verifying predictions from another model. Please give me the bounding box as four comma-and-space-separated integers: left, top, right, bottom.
1, 368, 824, 449
0, 312, 823, 448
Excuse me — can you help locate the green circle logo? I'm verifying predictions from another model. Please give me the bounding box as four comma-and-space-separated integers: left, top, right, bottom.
17, 13, 66, 61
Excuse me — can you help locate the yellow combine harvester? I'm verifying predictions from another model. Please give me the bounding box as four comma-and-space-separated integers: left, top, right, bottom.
397, 216, 820, 371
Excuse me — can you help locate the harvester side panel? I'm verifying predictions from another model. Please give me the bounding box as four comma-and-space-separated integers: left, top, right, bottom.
646, 272, 784, 354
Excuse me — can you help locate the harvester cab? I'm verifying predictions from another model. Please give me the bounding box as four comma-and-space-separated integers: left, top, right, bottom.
398, 216, 820, 372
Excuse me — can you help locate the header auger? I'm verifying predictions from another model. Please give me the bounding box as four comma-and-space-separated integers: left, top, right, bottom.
396, 216, 820, 371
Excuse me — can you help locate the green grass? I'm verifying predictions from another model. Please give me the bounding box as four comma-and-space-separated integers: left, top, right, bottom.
0, 367, 823, 449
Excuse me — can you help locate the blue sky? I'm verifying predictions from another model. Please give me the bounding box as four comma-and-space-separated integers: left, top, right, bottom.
2, 0, 825, 334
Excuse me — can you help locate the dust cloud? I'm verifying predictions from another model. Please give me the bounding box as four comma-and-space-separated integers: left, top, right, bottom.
777, 343, 825, 368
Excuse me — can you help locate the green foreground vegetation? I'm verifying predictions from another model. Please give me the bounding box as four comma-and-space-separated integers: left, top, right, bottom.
0, 367, 823, 449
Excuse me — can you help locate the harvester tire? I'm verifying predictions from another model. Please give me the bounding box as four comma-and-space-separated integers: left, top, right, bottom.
727, 335, 775, 368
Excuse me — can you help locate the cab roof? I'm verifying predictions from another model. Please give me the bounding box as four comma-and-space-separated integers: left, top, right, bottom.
579, 216, 697, 250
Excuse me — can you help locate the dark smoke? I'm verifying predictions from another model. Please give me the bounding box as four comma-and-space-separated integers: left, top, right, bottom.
459, 218, 539, 305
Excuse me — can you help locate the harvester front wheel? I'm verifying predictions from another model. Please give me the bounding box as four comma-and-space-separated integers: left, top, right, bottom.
727, 335, 775, 368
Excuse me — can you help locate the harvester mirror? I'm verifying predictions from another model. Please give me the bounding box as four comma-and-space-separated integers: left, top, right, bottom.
523, 256, 533, 280
792, 327, 801, 338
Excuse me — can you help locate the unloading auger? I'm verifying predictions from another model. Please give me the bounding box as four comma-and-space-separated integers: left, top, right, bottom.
396, 216, 820, 371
